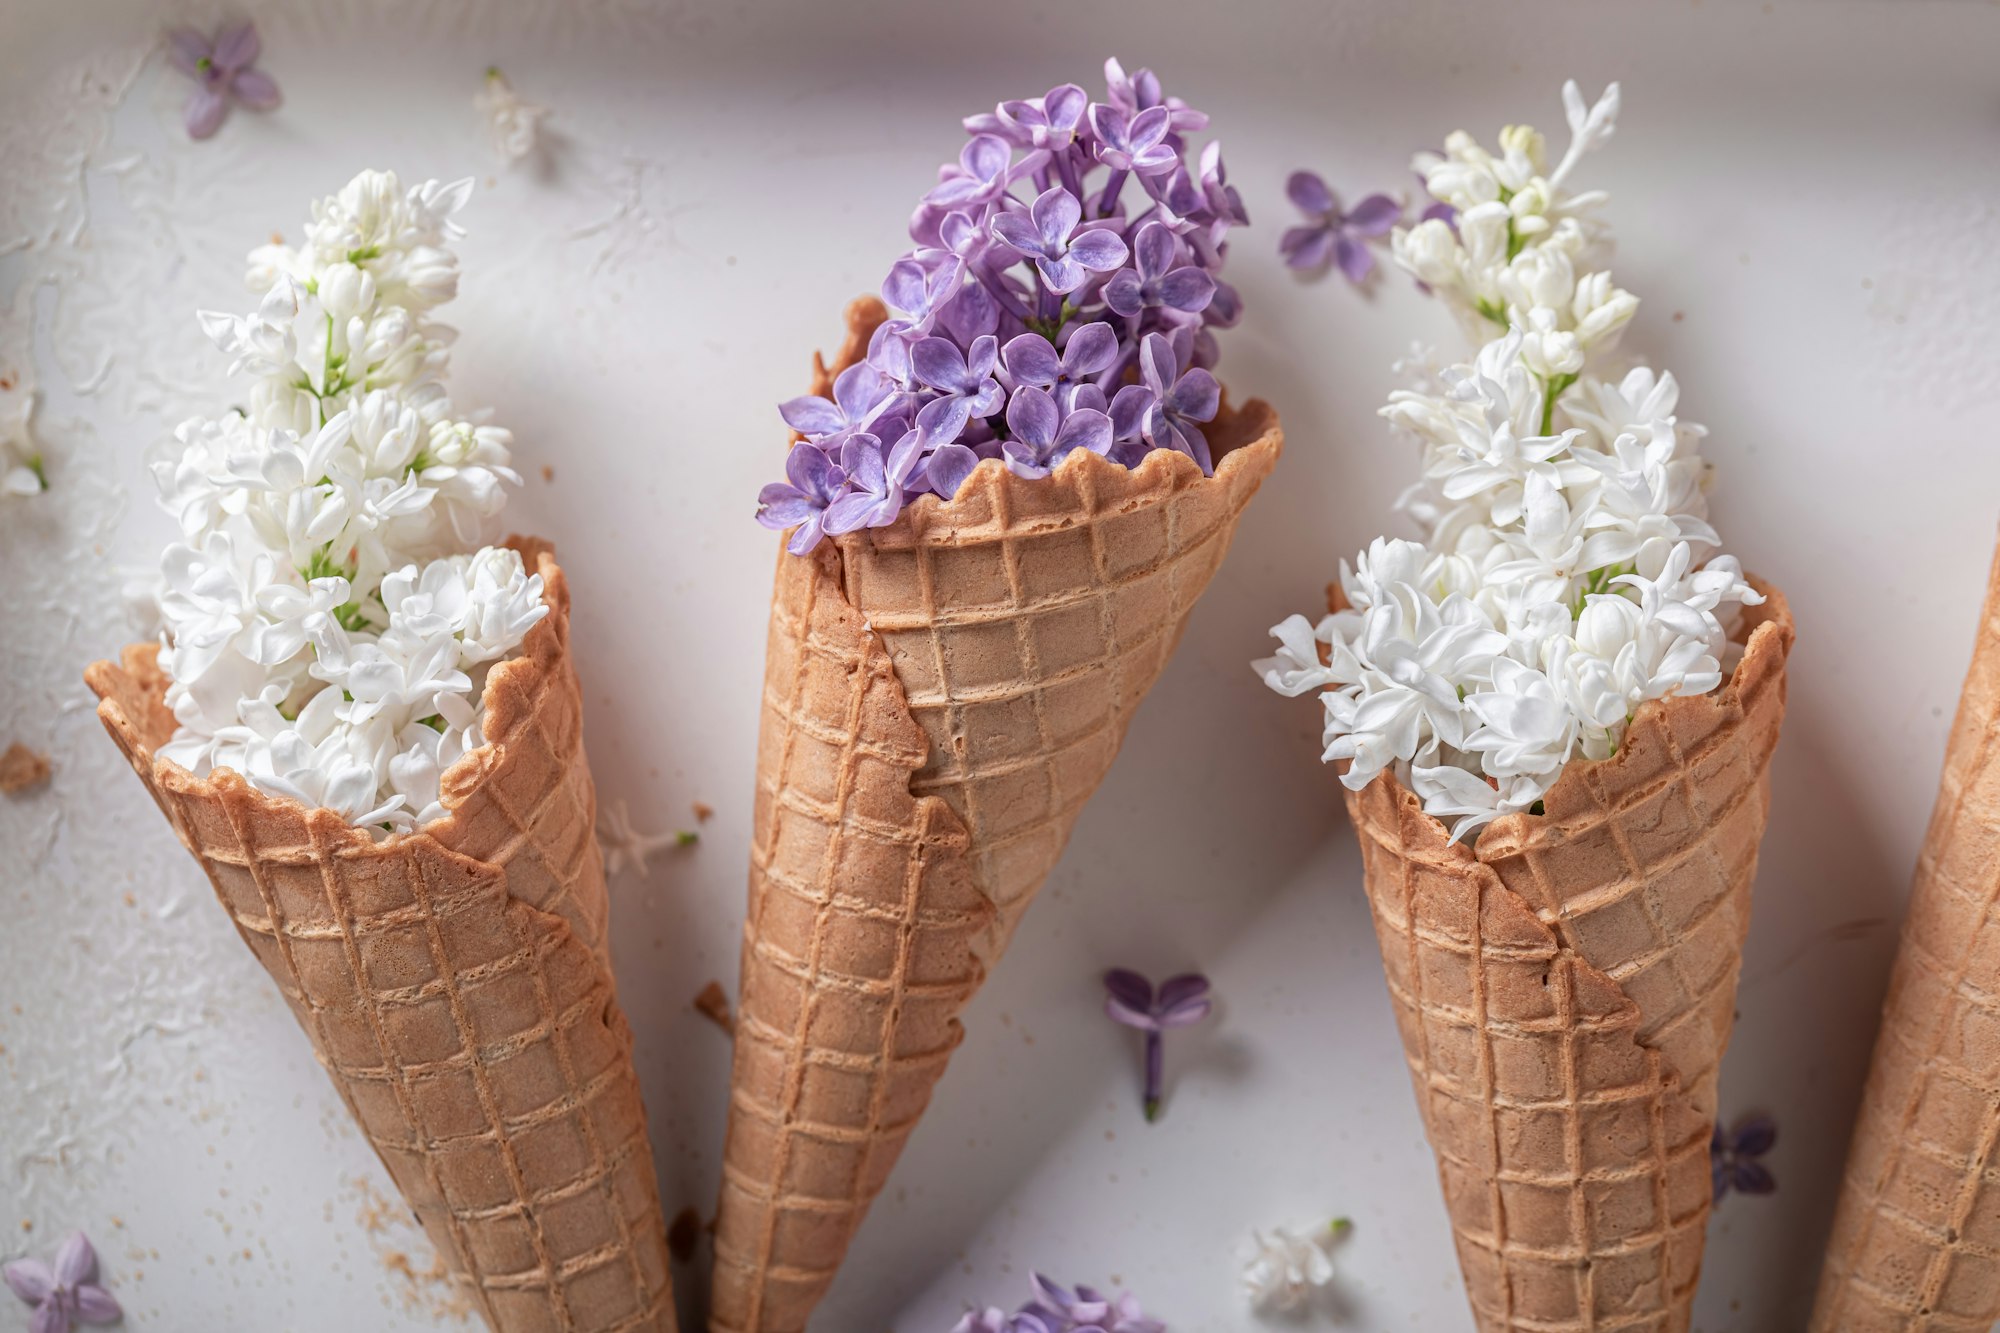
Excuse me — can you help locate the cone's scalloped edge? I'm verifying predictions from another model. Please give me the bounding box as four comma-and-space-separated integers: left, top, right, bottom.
85, 535, 573, 863
1329, 575, 1795, 870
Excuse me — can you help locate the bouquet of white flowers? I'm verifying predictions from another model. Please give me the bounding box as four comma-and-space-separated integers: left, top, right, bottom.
87, 171, 678, 1333
1259, 86, 1795, 1331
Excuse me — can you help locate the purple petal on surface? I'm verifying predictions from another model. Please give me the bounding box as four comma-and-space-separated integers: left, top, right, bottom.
1000, 333, 1060, 387
73, 1286, 120, 1324
1335, 233, 1375, 284
30, 1299, 67, 1333
166, 27, 211, 75
1155, 973, 1210, 1012
211, 20, 259, 71
1102, 269, 1145, 319
1157, 266, 1216, 312
4, 1258, 53, 1305
924, 442, 979, 498
1280, 224, 1334, 271
1102, 967, 1154, 1013
1060, 322, 1118, 377
230, 67, 282, 111
1346, 192, 1403, 236
1157, 996, 1213, 1027
1105, 993, 1159, 1030
51, 1235, 93, 1289
1286, 169, 1335, 218
1005, 385, 1059, 450
1731, 1113, 1777, 1157
184, 86, 229, 139
1732, 1160, 1777, 1195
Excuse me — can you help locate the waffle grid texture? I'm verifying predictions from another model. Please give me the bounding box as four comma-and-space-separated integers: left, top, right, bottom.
710, 298, 1282, 1332
1344, 582, 1793, 1333
86, 541, 677, 1333
1813, 537, 2000, 1332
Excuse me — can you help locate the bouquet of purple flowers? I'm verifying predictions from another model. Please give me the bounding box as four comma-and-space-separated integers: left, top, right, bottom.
756, 57, 1246, 555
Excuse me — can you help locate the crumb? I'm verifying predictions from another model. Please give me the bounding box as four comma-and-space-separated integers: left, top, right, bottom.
124, 893, 136, 908
269, 231, 284, 245
692, 802, 714, 823
20, 1219, 30, 1232
1672, 310, 1685, 323
540, 464, 554, 483
0, 743, 51, 794
0, 375, 12, 391
667, 1207, 701, 1262
693, 981, 733, 1034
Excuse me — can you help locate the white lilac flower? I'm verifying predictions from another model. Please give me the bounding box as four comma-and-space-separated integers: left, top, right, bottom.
1, 381, 47, 498
1258, 83, 1760, 840
1241, 1220, 1350, 1313
477, 68, 550, 165
150, 171, 541, 837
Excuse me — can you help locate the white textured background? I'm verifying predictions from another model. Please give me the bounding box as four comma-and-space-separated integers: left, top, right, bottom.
3, 1, 1998, 1329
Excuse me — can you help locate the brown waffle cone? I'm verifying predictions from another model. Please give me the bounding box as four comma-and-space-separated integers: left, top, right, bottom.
710, 299, 1283, 1331
1811, 535, 2000, 1331
85, 540, 677, 1333
1343, 580, 1793, 1332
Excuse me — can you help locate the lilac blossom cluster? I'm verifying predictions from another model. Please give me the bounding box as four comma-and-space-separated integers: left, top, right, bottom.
758, 58, 1245, 555
951, 1274, 1163, 1333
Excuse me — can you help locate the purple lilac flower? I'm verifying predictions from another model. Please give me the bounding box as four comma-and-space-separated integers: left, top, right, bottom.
991, 188, 1128, 296
825, 430, 924, 535
1138, 333, 1221, 472
168, 22, 280, 140
1104, 967, 1212, 1122
5, 1231, 122, 1333
1710, 1111, 1777, 1202
756, 445, 848, 556
999, 323, 1118, 403
950, 1273, 1164, 1333
911, 335, 1004, 446
760, 60, 1244, 552
1002, 388, 1112, 479
1279, 171, 1400, 282
1105, 222, 1216, 319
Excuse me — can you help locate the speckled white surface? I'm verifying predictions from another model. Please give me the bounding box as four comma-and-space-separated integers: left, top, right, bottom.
3, 1, 1999, 1330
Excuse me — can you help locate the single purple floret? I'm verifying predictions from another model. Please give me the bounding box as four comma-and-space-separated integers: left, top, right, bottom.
1104, 966, 1212, 1122
1280, 170, 1400, 282
999, 322, 1118, 402
168, 21, 281, 140
1087, 103, 1179, 176
1138, 333, 1220, 473
980, 83, 1089, 152
824, 429, 924, 535
779, 361, 896, 444
929, 134, 1035, 210
4, 1231, 122, 1333
1710, 1111, 1778, 1202
990, 187, 1128, 296
756, 444, 848, 556
911, 334, 1004, 447
1104, 221, 1216, 319
1002, 387, 1112, 479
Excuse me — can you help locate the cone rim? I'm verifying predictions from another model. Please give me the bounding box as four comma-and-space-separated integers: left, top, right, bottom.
83, 534, 572, 859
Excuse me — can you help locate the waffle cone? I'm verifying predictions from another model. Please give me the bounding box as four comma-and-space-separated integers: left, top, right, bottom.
710, 299, 1282, 1331
1812, 535, 2000, 1331
1343, 580, 1793, 1332
85, 540, 676, 1333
